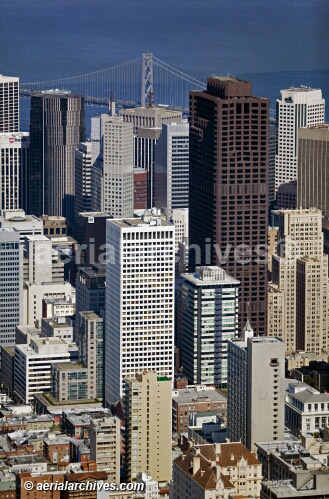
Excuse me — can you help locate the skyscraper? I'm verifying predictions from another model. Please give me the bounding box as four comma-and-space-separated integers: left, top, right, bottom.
298, 124, 329, 218
124, 371, 172, 483
105, 216, 175, 405
28, 91, 86, 221
74, 142, 92, 223
0, 75, 19, 133
189, 77, 269, 334
0, 227, 22, 347
0, 132, 29, 210
179, 266, 239, 387
154, 122, 189, 212
275, 87, 324, 191
227, 335, 285, 451
102, 115, 134, 217
268, 208, 329, 353
120, 106, 183, 207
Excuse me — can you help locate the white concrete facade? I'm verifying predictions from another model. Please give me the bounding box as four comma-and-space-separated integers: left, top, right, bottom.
275, 87, 324, 191
105, 216, 175, 405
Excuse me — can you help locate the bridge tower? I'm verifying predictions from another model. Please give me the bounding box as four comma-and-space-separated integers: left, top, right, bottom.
141, 53, 153, 107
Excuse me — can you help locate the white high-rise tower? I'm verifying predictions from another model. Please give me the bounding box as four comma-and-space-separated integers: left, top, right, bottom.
102, 116, 134, 217
275, 87, 324, 191
105, 216, 175, 405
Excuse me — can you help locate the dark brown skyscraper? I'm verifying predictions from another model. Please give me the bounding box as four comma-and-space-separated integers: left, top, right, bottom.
189, 77, 269, 335
28, 91, 86, 223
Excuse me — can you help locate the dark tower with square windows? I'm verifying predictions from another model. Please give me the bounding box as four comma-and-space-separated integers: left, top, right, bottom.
189, 77, 269, 335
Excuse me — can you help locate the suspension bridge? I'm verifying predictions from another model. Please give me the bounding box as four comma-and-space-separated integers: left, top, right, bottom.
20, 53, 207, 111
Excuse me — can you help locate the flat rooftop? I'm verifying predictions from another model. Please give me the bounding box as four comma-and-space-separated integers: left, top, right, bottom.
183, 266, 239, 286
173, 387, 227, 404
109, 217, 173, 228
52, 362, 86, 371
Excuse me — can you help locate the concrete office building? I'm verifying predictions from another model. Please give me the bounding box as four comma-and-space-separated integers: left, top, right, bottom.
41, 316, 73, 343
105, 216, 175, 405
21, 234, 74, 325
227, 335, 285, 451
74, 142, 92, 223
42, 295, 75, 319
14, 337, 79, 404
101, 115, 134, 217
275, 87, 325, 191
120, 106, 183, 206
189, 77, 269, 335
0, 75, 19, 133
268, 208, 329, 353
0, 133, 29, 211
124, 371, 172, 483
154, 122, 189, 212
51, 362, 89, 401
28, 91, 86, 222
23, 282, 74, 326
79, 312, 104, 400
90, 416, 120, 482
179, 266, 239, 387
0, 209, 43, 243
0, 228, 22, 347
298, 124, 329, 218
75, 264, 105, 342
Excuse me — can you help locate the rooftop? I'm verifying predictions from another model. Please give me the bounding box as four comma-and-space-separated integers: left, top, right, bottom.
109, 216, 173, 229
183, 266, 239, 286
172, 386, 227, 404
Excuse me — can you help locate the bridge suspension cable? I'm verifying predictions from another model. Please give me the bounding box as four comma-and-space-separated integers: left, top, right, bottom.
20, 53, 207, 110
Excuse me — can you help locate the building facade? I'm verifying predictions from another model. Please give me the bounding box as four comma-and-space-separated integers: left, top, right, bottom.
0, 75, 19, 133
171, 442, 262, 499
275, 87, 325, 191
79, 312, 104, 400
268, 208, 329, 353
189, 77, 269, 335
105, 216, 175, 405
227, 335, 285, 451
89, 416, 120, 483
298, 125, 329, 218
101, 116, 134, 218
74, 142, 92, 223
0, 227, 22, 347
14, 337, 79, 404
0, 133, 29, 211
179, 266, 239, 387
124, 371, 172, 483
154, 122, 189, 212
28, 91, 86, 221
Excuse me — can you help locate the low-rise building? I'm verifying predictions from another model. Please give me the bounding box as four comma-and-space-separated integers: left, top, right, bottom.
14, 337, 79, 404
41, 317, 74, 343
51, 363, 89, 401
43, 434, 70, 464
170, 442, 262, 499
285, 381, 329, 435
172, 385, 227, 434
